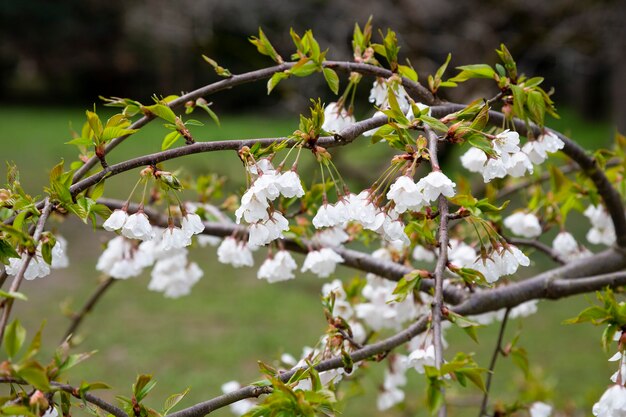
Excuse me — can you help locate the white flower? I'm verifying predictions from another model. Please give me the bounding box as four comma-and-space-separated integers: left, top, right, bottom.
415, 171, 456, 203
42, 407, 58, 417
504, 212, 542, 238
96, 236, 154, 279
301, 248, 344, 278
377, 387, 405, 411
470, 245, 529, 284
369, 79, 410, 113
7, 252, 50, 280
102, 209, 128, 231
553, 231, 578, 255
461, 147, 487, 173
217, 237, 254, 268
221, 381, 256, 416
387, 176, 424, 213
250, 172, 281, 201
313, 204, 340, 229
592, 385, 626, 417
181, 213, 205, 237
247, 158, 275, 177
381, 215, 410, 246
530, 402, 553, 417
540, 131, 565, 153
277, 170, 305, 198
321, 279, 354, 319
448, 239, 477, 267
235, 189, 269, 224
51, 236, 69, 269
492, 130, 520, 156
148, 253, 203, 298
248, 212, 289, 248
121, 212, 153, 241
412, 245, 435, 263
322, 102, 356, 132
505, 151, 534, 177
313, 226, 349, 248
161, 227, 191, 251
407, 345, 436, 373
522, 131, 564, 164
482, 158, 508, 182
584, 205, 616, 246
257, 250, 297, 283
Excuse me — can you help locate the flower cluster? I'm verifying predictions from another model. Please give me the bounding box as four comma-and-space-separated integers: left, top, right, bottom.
470, 244, 530, 284
236, 159, 304, 248
6, 237, 69, 280
584, 205, 616, 246
257, 250, 298, 283
552, 231, 591, 261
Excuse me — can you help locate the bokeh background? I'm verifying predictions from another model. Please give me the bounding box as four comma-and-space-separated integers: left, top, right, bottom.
1, 1, 625, 416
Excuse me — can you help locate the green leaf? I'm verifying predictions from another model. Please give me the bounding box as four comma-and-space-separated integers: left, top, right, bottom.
134, 374, 157, 403
162, 131, 182, 150
448, 64, 496, 83
196, 102, 220, 126
526, 90, 546, 127
0, 239, 20, 265
398, 63, 418, 82
4, 319, 26, 359
16, 361, 50, 390
249, 28, 283, 63
391, 270, 423, 302
435, 53, 452, 81
162, 388, 190, 415
101, 126, 138, 143
419, 115, 448, 133
510, 85, 526, 120
267, 72, 290, 94
322, 68, 339, 95
0, 290, 27, 301
144, 104, 177, 124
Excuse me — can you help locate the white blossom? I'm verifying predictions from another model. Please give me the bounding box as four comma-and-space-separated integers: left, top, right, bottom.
492, 130, 520, 156
322, 102, 355, 132
381, 215, 410, 246
412, 245, 435, 263
415, 171, 456, 203
505, 152, 534, 177
522, 131, 565, 164
377, 387, 404, 411
387, 175, 424, 213
51, 236, 69, 269
461, 147, 488, 173
407, 344, 436, 373
247, 158, 276, 177
161, 227, 191, 251
552, 231, 590, 261
313, 227, 349, 248
181, 213, 205, 237
470, 245, 529, 284
504, 212, 542, 238
96, 236, 154, 279
592, 385, 626, 417
102, 209, 128, 231
7, 253, 50, 280
148, 253, 203, 298
584, 205, 616, 246
235, 188, 269, 224
369, 79, 410, 113
321, 279, 354, 319
42, 407, 58, 417
217, 237, 254, 268
530, 402, 553, 417
257, 250, 297, 283
248, 212, 289, 248
121, 212, 153, 241
482, 158, 508, 182
277, 170, 305, 198
301, 248, 344, 278
448, 239, 477, 267
197, 235, 221, 247
312, 203, 341, 229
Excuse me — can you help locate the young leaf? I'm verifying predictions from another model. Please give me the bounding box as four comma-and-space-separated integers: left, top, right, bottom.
322, 68, 339, 95
4, 319, 26, 359
162, 388, 190, 415
162, 131, 182, 151
267, 72, 290, 94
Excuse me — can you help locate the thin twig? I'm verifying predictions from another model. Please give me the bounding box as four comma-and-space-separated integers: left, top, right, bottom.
62, 276, 116, 343
0, 199, 53, 347
478, 308, 511, 417
426, 126, 449, 417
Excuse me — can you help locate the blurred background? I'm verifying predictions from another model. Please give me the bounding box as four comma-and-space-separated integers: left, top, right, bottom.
1, 1, 625, 416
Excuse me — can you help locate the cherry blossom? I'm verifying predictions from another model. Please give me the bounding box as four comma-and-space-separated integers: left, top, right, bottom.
102, 209, 129, 231
161, 227, 191, 251
387, 175, 424, 213
148, 253, 203, 298
407, 344, 436, 373
301, 248, 344, 278
121, 211, 154, 241
504, 212, 542, 238
412, 245, 435, 263
322, 102, 355, 132
530, 402, 553, 417
181, 213, 205, 237
257, 250, 297, 283
592, 385, 626, 417
217, 237, 254, 268
276, 170, 305, 198
415, 171, 456, 202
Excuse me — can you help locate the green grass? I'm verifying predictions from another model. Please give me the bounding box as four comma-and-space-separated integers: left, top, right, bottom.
0, 105, 619, 416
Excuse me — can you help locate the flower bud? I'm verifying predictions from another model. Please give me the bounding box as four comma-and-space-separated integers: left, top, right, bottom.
30, 390, 49, 410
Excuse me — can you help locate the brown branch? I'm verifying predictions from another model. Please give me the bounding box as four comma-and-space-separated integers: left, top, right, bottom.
0, 199, 53, 347
426, 127, 449, 417
0, 378, 128, 417
429, 104, 626, 248
62, 276, 116, 343
478, 308, 511, 417
506, 237, 567, 265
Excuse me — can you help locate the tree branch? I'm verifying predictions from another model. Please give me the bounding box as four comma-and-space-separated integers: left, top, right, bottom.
478, 308, 510, 417
62, 276, 116, 343
0, 198, 53, 347
426, 127, 449, 417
